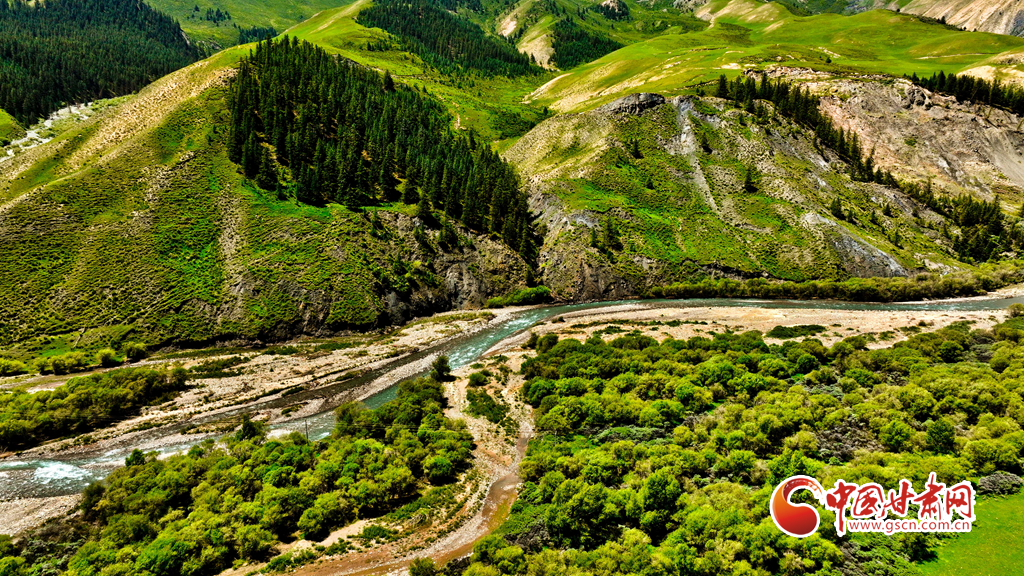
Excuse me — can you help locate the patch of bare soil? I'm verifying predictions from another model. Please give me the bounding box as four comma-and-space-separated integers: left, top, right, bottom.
495, 302, 1010, 350
0, 495, 80, 536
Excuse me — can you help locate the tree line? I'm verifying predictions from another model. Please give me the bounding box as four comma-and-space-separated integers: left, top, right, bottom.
0, 0, 201, 125
357, 0, 539, 77
549, 18, 623, 70
651, 261, 1024, 302
910, 70, 1024, 117
716, 74, 898, 185
227, 38, 537, 260
237, 24, 277, 44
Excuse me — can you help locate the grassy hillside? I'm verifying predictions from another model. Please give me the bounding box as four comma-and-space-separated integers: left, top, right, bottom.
509, 92, 971, 300
285, 1, 552, 143
0, 45, 528, 361
0, 109, 22, 144
495, 0, 709, 67
799, 0, 1024, 37
528, 0, 1024, 112
146, 0, 349, 48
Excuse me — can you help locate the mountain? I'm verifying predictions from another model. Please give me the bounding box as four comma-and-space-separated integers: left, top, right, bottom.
145, 0, 347, 49
738, 0, 1024, 36
3, 0, 1024, 357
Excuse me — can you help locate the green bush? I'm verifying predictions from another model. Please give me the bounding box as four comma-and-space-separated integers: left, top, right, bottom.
466, 389, 509, 424
766, 324, 826, 339
430, 355, 452, 381
123, 342, 148, 361
486, 286, 552, 308
96, 348, 120, 368
0, 358, 28, 377
49, 351, 90, 375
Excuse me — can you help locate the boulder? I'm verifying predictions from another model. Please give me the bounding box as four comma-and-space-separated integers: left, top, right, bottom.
599, 93, 666, 115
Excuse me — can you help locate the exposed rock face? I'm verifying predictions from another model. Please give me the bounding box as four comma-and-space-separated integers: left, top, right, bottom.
811, 77, 1024, 200
506, 87, 961, 302
867, 0, 1024, 37
978, 472, 1023, 495
599, 93, 666, 115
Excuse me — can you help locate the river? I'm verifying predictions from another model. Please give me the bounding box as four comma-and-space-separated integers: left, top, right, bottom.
2, 294, 1022, 502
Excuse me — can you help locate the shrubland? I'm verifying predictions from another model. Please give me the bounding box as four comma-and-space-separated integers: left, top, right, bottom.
460, 312, 1024, 576
0, 378, 472, 575
6, 309, 1024, 574
0, 366, 188, 451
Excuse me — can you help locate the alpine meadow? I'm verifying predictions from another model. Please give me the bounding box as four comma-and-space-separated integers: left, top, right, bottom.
4, 0, 1024, 575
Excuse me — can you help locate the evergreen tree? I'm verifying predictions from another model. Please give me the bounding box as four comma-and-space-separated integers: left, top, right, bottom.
226, 38, 535, 258
743, 166, 757, 193
830, 198, 844, 220
0, 0, 200, 124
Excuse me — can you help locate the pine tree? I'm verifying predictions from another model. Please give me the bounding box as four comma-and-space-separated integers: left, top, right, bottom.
830, 198, 844, 220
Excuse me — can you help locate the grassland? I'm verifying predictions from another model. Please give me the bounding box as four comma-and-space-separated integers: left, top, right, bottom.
286, 0, 553, 142
527, 0, 1024, 112
919, 493, 1024, 576
0, 109, 23, 143
146, 0, 349, 48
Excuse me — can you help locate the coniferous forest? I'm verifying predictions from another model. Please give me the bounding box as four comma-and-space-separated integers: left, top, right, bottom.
549, 18, 623, 70
0, 0, 201, 125
357, 0, 539, 77
228, 38, 537, 259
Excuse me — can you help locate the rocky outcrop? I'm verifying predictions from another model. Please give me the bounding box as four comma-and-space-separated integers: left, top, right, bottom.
812, 77, 1024, 200
599, 93, 666, 115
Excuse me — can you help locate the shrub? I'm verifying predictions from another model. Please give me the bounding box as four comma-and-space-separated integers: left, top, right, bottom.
124, 342, 148, 361
430, 356, 452, 381
96, 348, 120, 368
486, 286, 552, 308
468, 371, 489, 387
409, 558, 437, 576
50, 351, 90, 375
926, 418, 956, 454
0, 359, 28, 377
880, 421, 914, 452
766, 325, 826, 339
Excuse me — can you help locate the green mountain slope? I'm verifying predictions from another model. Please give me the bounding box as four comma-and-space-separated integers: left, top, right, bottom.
0, 109, 22, 144
529, 0, 1024, 113
145, 0, 348, 48
4, 0, 1024, 357
0, 46, 529, 358
511, 91, 964, 300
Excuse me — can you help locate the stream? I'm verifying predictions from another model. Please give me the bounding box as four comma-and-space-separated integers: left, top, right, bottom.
3, 294, 1023, 502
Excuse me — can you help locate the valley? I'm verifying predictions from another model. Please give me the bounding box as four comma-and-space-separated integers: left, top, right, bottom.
3, 292, 1023, 574
4, 0, 1024, 575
